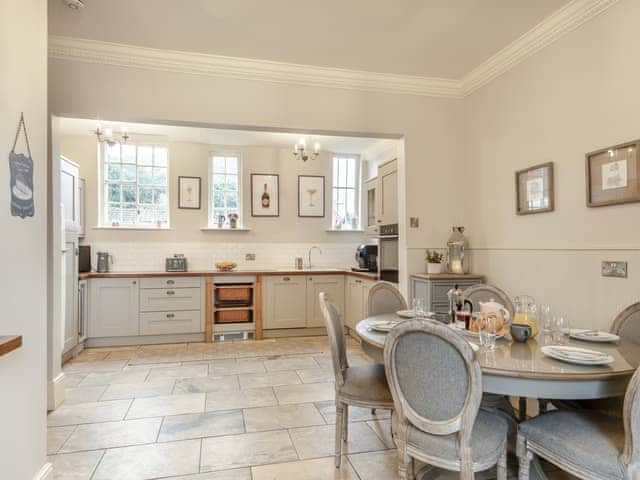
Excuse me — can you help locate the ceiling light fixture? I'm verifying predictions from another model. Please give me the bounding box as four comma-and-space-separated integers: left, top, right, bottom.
62, 0, 85, 10
93, 124, 130, 146
293, 139, 320, 162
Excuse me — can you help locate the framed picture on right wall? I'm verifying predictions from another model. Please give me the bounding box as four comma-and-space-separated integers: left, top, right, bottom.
586, 139, 640, 207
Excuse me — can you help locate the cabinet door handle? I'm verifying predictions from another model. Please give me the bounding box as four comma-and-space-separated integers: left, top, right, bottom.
283, 277, 290, 282
132, 281, 137, 285
166, 280, 175, 285
355, 279, 362, 284
166, 290, 175, 295
166, 313, 175, 318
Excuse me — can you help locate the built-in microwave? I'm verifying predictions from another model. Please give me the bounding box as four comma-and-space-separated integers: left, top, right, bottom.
378, 224, 398, 283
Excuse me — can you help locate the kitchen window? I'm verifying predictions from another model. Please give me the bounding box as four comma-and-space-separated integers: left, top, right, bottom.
209, 153, 242, 228
101, 143, 169, 227
331, 154, 361, 229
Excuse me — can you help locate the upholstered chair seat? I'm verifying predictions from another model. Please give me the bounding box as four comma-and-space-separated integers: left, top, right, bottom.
518, 366, 640, 480
340, 364, 394, 406
519, 411, 624, 479
407, 409, 508, 465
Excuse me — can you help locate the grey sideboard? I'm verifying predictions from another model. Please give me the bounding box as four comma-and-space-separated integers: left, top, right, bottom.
409, 273, 485, 314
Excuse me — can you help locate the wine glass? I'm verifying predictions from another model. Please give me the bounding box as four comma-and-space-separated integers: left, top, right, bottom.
412, 298, 425, 319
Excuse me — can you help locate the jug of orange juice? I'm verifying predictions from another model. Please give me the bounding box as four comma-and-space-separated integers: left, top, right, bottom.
513, 295, 539, 337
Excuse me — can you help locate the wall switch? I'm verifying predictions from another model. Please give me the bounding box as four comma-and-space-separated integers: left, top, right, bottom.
602, 261, 627, 278
245, 253, 256, 261
409, 217, 419, 228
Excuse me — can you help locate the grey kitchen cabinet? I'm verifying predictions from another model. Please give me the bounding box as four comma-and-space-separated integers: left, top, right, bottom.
410, 274, 484, 314
377, 159, 398, 226
344, 276, 375, 330
62, 237, 79, 353
60, 156, 81, 234
364, 177, 379, 236
305, 275, 345, 328
89, 278, 140, 337
138, 277, 203, 335
263, 275, 307, 329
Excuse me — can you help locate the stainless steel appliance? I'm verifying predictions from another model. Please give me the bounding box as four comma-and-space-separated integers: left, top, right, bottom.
166, 254, 188, 272
378, 224, 398, 283
353, 244, 378, 272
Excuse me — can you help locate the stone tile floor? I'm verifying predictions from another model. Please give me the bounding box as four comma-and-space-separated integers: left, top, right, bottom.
48, 336, 574, 480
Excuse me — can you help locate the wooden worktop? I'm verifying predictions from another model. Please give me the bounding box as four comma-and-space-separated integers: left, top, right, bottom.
410, 273, 484, 280
79, 269, 379, 281
0, 336, 23, 357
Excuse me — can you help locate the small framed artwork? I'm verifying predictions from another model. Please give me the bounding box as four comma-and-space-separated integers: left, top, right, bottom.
251, 173, 279, 217
586, 139, 640, 207
515, 162, 554, 215
178, 176, 201, 209
298, 175, 325, 217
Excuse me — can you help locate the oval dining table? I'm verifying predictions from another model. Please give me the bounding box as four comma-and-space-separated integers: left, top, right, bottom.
355, 313, 639, 479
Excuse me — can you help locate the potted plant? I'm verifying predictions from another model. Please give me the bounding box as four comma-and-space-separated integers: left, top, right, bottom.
425, 250, 445, 274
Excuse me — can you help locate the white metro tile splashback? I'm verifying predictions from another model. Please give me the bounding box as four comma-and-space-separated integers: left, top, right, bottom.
87, 242, 361, 272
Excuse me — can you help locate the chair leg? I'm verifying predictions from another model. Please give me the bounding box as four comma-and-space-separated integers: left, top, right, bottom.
342, 404, 349, 441
538, 399, 549, 413
397, 448, 412, 480
516, 435, 533, 480
334, 403, 344, 468
496, 446, 507, 480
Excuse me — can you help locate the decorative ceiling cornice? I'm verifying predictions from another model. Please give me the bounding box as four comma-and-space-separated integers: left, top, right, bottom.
48, 0, 619, 99
460, 0, 620, 95
48, 36, 462, 98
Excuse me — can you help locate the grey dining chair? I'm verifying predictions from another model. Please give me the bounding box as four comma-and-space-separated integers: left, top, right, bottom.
550, 302, 640, 417
368, 281, 408, 316
462, 283, 515, 319
517, 365, 640, 480
319, 292, 394, 468
384, 319, 508, 480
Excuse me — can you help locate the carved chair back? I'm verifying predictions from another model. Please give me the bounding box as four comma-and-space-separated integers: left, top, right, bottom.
368, 281, 408, 317
319, 292, 348, 387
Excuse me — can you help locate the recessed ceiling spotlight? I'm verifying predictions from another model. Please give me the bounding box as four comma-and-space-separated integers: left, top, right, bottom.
62, 0, 85, 10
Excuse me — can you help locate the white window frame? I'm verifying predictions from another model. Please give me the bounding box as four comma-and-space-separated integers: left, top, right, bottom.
331, 154, 361, 230
99, 142, 171, 228
208, 151, 243, 228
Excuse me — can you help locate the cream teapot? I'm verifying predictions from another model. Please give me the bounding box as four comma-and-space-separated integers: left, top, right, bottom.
479, 299, 511, 324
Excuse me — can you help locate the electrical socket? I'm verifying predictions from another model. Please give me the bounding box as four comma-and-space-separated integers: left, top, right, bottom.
245, 253, 256, 261
409, 217, 419, 228
601, 261, 627, 278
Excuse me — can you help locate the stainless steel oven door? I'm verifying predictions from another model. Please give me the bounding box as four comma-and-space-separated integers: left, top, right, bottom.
378, 236, 398, 283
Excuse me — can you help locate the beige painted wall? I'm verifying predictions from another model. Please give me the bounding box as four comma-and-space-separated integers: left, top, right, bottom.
49, 59, 465, 292
464, 0, 640, 329
0, 0, 49, 478
60, 135, 367, 244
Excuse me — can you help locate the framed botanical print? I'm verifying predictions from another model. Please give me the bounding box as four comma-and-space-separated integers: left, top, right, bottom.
515, 162, 554, 215
250, 173, 279, 217
298, 175, 325, 217
178, 176, 201, 209
586, 140, 640, 207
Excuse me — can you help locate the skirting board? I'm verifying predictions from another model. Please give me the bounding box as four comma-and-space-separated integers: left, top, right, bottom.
47, 372, 66, 411
34, 462, 53, 480
85, 333, 204, 348
263, 327, 327, 338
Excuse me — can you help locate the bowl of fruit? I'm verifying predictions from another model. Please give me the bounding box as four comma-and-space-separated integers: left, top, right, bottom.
215, 261, 237, 272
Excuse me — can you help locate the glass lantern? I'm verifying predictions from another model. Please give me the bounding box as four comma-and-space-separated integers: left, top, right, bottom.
447, 226, 467, 274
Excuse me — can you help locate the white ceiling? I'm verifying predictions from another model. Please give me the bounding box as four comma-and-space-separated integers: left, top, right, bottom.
49, 0, 570, 78
57, 117, 397, 155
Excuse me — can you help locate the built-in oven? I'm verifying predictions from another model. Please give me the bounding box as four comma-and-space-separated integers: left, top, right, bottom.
378, 224, 399, 284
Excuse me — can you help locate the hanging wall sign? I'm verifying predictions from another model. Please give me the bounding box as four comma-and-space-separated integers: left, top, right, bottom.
9, 113, 34, 218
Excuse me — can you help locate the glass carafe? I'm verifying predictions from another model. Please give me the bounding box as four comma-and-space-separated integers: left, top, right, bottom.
513, 295, 539, 337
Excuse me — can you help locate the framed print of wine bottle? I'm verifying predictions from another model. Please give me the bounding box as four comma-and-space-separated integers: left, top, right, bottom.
250, 173, 279, 217
298, 175, 325, 217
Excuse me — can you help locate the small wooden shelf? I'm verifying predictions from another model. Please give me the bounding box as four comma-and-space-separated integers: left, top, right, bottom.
0, 336, 23, 357
206, 276, 263, 342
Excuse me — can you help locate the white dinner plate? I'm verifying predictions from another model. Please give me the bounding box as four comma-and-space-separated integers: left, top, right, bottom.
396, 310, 416, 319
541, 345, 614, 366
368, 320, 402, 332
447, 322, 506, 340
567, 329, 620, 343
